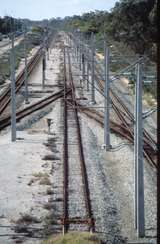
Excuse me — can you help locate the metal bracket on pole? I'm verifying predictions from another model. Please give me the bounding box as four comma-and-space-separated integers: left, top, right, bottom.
104, 40, 110, 149
91, 33, 96, 104
135, 61, 145, 237
10, 32, 16, 142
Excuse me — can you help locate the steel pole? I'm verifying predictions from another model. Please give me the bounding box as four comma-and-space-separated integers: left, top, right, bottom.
69, 33, 71, 47
77, 46, 79, 62
42, 51, 46, 88
82, 53, 85, 82
136, 61, 145, 237
24, 28, 29, 104
79, 40, 82, 71
10, 33, 16, 142
87, 62, 90, 91
47, 26, 49, 60
91, 33, 95, 104
104, 40, 110, 149
86, 48, 90, 91
79, 32, 82, 70
74, 39, 77, 58
134, 64, 138, 229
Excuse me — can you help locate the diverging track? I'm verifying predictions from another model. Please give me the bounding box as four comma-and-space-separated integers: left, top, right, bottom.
69, 34, 157, 168
0, 89, 69, 131
97, 78, 157, 168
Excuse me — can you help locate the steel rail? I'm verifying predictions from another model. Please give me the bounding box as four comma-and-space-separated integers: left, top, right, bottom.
0, 31, 55, 116
0, 47, 43, 116
62, 45, 69, 234
0, 89, 70, 131
67, 48, 95, 232
73, 102, 156, 161
97, 65, 157, 149
96, 74, 157, 167
71, 35, 156, 167
102, 81, 156, 153
61, 45, 94, 233
72, 35, 156, 150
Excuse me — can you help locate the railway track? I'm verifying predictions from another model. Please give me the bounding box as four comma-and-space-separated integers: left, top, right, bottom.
69, 34, 156, 167
0, 31, 55, 117
92, 45, 157, 166
61, 45, 94, 233
0, 47, 43, 116
75, 104, 156, 166
0, 89, 70, 131
97, 77, 157, 167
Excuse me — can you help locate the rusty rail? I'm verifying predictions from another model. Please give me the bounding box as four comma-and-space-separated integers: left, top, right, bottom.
0, 47, 43, 116
62, 45, 94, 233
0, 88, 70, 131
97, 75, 157, 167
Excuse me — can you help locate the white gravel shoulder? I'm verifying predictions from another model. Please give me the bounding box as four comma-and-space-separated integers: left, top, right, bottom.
0, 36, 63, 243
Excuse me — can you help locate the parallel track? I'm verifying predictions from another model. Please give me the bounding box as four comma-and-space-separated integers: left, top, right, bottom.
70, 34, 156, 167
0, 32, 55, 117
0, 47, 43, 116
76, 104, 156, 166
97, 77, 157, 167
72, 34, 157, 167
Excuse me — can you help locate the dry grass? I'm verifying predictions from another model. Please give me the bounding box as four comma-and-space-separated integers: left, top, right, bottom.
28, 172, 52, 186
39, 176, 51, 185
143, 92, 157, 107
42, 232, 101, 244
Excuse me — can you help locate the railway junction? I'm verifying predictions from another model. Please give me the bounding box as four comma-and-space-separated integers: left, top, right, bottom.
0, 30, 157, 244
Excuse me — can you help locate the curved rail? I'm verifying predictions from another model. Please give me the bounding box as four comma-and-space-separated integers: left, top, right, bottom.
0, 88, 70, 131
